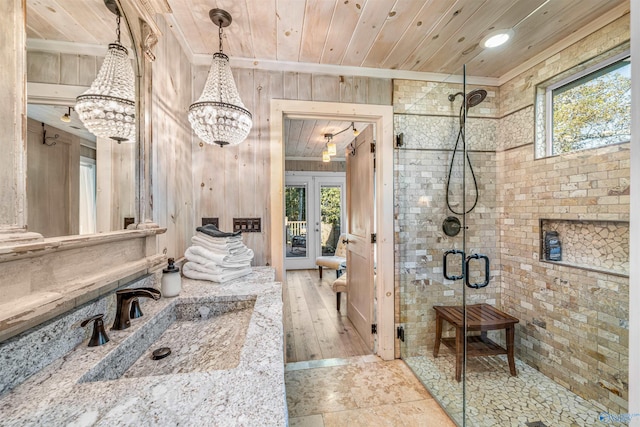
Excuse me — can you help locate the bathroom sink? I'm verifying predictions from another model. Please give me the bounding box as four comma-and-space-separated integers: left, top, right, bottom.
79, 298, 256, 383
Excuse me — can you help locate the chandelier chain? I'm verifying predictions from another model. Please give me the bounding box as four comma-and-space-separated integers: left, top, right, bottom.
116, 14, 121, 44
218, 24, 224, 53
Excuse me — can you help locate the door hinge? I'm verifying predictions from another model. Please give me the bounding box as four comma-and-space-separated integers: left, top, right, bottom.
371, 324, 377, 335
397, 325, 405, 342
371, 233, 377, 243
370, 142, 376, 153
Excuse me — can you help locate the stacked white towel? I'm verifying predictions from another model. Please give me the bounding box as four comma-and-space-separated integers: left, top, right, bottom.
183, 231, 253, 283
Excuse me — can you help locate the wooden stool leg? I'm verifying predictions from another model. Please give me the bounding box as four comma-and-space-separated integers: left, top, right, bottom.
318, 266, 323, 279
507, 325, 516, 376
336, 292, 341, 311
455, 327, 463, 382
433, 314, 443, 357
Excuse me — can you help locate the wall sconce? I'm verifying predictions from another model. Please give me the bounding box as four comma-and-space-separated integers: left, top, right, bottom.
188, 9, 252, 147
75, 0, 135, 143
60, 107, 73, 123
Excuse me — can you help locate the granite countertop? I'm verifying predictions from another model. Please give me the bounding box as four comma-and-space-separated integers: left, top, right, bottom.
0, 267, 286, 426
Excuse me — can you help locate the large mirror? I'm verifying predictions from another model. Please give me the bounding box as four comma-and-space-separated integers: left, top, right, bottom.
25, 0, 138, 237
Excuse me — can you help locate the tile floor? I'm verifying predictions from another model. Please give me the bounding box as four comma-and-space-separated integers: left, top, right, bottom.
405, 352, 607, 427
285, 355, 456, 426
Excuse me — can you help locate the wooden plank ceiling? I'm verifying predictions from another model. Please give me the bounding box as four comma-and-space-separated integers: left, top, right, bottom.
285, 120, 370, 160
167, 0, 628, 78
26, 0, 132, 47
26, 0, 629, 159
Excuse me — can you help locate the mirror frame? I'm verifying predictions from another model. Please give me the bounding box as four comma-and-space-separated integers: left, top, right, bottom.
0, 0, 167, 343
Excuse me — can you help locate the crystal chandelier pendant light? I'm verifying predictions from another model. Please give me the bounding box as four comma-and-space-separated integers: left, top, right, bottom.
75, 2, 135, 143
188, 9, 252, 147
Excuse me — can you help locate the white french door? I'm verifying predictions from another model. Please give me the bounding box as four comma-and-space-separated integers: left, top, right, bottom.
284, 172, 345, 270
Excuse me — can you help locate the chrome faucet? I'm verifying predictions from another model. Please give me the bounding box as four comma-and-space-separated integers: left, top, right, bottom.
112, 287, 161, 330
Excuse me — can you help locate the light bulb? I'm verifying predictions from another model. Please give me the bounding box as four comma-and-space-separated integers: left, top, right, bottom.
322, 149, 330, 162
482, 29, 514, 48
327, 141, 337, 156
60, 114, 71, 123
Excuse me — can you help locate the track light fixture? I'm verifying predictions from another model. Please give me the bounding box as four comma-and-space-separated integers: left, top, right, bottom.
322, 145, 330, 162
324, 134, 337, 156
322, 122, 360, 161
60, 106, 73, 123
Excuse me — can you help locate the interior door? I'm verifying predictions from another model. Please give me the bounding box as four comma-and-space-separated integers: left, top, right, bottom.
346, 125, 375, 350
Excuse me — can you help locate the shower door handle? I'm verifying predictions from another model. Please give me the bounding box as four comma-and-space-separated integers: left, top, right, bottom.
443, 250, 465, 281
465, 254, 490, 289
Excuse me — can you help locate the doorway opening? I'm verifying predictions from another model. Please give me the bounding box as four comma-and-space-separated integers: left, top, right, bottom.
270, 100, 394, 361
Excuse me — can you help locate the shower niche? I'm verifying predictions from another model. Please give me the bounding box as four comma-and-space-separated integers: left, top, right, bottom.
539, 218, 629, 276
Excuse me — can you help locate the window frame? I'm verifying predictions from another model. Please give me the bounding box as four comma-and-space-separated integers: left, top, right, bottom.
544, 49, 631, 157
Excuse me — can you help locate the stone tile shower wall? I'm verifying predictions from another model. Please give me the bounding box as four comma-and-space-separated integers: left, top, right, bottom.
394, 80, 500, 357
496, 15, 630, 414
394, 14, 630, 413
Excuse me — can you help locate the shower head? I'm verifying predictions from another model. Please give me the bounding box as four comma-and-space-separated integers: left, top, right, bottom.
447, 89, 488, 110
466, 89, 487, 109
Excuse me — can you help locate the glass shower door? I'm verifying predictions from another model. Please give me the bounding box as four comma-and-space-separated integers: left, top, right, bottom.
397, 68, 469, 425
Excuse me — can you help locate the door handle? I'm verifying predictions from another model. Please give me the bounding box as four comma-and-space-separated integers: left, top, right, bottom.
443, 250, 464, 281
342, 238, 351, 244
465, 254, 490, 289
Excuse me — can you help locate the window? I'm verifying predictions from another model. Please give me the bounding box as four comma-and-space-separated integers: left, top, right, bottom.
542, 51, 630, 157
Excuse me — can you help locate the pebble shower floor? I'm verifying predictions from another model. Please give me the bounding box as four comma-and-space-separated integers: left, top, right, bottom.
404, 352, 606, 426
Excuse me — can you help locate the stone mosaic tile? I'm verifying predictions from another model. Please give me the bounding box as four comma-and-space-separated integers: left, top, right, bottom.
543, 220, 629, 274
394, 114, 497, 151
405, 353, 606, 427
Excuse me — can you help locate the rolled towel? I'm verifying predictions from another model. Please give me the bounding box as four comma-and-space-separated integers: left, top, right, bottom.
196, 224, 242, 238
183, 262, 252, 283
185, 245, 253, 268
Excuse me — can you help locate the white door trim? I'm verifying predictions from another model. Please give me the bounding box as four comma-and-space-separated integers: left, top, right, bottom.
270, 100, 395, 361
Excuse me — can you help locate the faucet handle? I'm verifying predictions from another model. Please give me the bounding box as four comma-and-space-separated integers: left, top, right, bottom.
80, 314, 110, 347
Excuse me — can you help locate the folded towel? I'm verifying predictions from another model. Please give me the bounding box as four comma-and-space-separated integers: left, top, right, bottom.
183, 262, 252, 283
192, 235, 249, 255
195, 232, 244, 246
185, 245, 253, 268
183, 260, 248, 275
196, 224, 242, 238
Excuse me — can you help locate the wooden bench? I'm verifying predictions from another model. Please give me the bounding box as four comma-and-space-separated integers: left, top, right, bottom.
433, 303, 519, 382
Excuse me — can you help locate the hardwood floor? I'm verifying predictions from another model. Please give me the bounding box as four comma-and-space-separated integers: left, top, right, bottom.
284, 269, 371, 363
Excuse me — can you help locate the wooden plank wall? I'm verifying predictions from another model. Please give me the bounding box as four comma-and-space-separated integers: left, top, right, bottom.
26, 118, 80, 237
26, 51, 101, 85
151, 16, 194, 260
191, 69, 391, 266
0, 0, 26, 231
95, 138, 136, 233
285, 160, 346, 172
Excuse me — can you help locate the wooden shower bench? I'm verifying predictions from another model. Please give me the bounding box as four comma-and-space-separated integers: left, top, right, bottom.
433, 303, 519, 382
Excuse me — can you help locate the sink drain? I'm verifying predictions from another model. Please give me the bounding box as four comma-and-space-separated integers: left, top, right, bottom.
152, 347, 171, 360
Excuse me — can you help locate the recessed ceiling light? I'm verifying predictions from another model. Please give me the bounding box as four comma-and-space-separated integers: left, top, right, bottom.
482, 29, 514, 48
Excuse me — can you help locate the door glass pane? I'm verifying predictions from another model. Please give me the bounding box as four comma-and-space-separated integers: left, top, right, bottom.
396, 69, 467, 425
319, 185, 342, 256
285, 185, 307, 258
